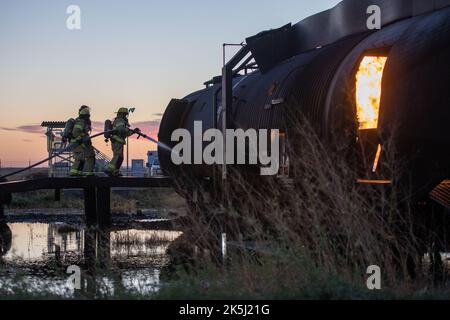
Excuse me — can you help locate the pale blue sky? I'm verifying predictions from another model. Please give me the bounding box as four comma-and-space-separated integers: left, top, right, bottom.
0, 0, 340, 162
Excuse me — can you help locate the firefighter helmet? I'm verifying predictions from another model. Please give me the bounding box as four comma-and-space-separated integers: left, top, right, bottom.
79, 108, 91, 116
117, 107, 129, 115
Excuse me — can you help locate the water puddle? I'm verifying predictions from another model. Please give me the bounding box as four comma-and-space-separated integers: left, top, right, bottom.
0, 221, 182, 298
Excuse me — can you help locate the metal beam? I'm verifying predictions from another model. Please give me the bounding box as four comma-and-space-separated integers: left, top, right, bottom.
233, 54, 255, 76
0, 177, 173, 194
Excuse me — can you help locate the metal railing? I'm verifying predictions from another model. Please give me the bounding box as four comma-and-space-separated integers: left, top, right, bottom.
93, 147, 112, 172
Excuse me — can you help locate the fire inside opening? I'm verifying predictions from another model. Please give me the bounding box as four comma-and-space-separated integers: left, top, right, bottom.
355, 56, 388, 130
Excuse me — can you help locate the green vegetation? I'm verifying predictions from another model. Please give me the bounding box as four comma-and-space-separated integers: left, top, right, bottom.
155, 262, 450, 300
1, 257, 449, 300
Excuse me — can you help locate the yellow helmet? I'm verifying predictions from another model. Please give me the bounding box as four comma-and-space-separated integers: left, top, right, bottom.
79, 107, 91, 116
117, 107, 129, 115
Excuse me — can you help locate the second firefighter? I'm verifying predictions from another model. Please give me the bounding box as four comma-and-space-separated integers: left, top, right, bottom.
105, 107, 140, 177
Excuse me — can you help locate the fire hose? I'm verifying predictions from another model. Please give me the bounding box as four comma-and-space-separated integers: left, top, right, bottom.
134, 130, 174, 153
0, 128, 174, 180
0, 130, 116, 180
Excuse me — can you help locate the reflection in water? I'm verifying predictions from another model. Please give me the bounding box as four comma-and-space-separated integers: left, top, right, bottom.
0, 222, 182, 297
0, 223, 12, 256
4, 223, 82, 261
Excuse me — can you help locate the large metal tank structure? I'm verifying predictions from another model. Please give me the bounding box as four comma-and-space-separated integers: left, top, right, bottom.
158, 0, 450, 205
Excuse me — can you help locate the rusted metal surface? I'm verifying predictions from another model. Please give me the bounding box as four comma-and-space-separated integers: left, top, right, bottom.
430, 181, 450, 209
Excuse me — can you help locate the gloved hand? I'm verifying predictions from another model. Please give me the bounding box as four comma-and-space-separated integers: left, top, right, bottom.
77, 136, 91, 148
133, 128, 141, 134
81, 136, 91, 144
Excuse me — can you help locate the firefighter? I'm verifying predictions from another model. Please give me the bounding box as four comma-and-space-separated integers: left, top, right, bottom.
105, 107, 140, 177
69, 107, 96, 177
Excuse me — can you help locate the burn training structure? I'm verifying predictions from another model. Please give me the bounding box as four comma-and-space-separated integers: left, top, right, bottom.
158, 0, 450, 208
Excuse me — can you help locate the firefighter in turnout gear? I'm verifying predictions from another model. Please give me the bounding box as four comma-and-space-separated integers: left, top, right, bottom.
69, 107, 96, 177
105, 107, 140, 177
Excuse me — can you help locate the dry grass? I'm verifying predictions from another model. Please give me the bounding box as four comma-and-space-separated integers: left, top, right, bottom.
111, 231, 177, 249
159, 114, 445, 299
111, 189, 188, 215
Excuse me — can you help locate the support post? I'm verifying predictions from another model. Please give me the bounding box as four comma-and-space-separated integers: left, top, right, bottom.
0, 192, 11, 221
84, 187, 97, 227
84, 185, 111, 228
96, 187, 111, 228
54, 188, 61, 202
221, 232, 227, 263
97, 229, 111, 269
221, 45, 250, 182
0, 201, 4, 220
84, 227, 97, 276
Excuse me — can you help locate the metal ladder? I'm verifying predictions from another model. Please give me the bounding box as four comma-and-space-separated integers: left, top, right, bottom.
93, 147, 112, 172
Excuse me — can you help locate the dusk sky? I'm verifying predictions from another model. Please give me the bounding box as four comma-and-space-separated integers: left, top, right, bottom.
0, 0, 340, 166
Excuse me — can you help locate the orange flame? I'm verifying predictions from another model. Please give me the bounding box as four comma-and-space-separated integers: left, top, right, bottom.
355, 56, 387, 130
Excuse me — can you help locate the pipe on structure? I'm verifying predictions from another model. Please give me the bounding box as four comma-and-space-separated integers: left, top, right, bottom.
221, 46, 250, 181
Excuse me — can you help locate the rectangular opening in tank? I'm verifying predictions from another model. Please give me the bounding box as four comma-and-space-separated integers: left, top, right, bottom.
355, 56, 388, 130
